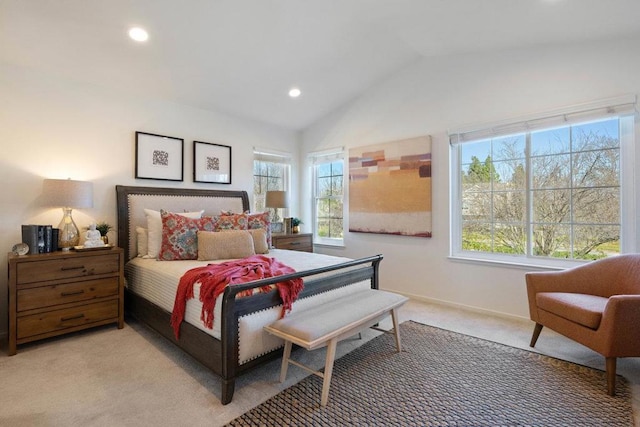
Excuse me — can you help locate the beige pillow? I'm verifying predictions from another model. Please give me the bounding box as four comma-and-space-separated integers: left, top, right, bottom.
198, 230, 256, 261
248, 228, 269, 254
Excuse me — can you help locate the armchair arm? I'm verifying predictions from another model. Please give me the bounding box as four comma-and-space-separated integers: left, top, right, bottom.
526, 269, 591, 320
526, 270, 578, 294
598, 295, 640, 356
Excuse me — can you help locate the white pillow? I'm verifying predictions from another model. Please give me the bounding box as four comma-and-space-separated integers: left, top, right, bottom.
144, 209, 204, 258
136, 226, 148, 258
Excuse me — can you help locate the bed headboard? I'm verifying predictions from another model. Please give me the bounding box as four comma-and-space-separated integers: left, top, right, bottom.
116, 185, 250, 260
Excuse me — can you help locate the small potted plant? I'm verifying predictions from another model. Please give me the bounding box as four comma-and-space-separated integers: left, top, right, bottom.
95, 221, 113, 244
291, 218, 303, 234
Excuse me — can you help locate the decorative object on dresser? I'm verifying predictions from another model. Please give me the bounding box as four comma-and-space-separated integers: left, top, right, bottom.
283, 217, 292, 234
11, 243, 29, 256
21, 224, 57, 254
135, 131, 184, 181
193, 141, 232, 184
291, 217, 302, 233
7, 246, 125, 356
41, 178, 94, 250
271, 232, 313, 252
95, 221, 113, 245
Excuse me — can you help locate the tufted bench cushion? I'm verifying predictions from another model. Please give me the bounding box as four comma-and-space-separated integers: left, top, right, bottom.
536, 292, 608, 330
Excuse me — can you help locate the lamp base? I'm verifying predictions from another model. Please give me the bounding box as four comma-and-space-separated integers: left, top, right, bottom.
58, 207, 80, 250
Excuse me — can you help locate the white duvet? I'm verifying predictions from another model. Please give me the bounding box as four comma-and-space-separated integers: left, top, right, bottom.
124, 249, 371, 364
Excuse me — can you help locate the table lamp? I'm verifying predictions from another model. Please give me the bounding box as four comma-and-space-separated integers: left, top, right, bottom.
42, 178, 93, 250
265, 190, 288, 223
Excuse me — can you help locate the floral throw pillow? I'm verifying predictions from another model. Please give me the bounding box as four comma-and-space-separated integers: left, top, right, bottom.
158, 210, 219, 260
247, 211, 271, 246
217, 212, 248, 231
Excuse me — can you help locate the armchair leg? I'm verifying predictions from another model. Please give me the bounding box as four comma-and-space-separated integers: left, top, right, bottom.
530, 323, 543, 347
606, 357, 617, 396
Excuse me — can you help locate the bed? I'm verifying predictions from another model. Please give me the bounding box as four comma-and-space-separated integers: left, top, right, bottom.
115, 185, 382, 404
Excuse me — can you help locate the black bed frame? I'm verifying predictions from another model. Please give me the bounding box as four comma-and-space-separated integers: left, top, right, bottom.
115, 185, 382, 404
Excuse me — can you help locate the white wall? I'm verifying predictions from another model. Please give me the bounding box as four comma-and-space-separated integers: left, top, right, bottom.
0, 64, 299, 336
301, 37, 640, 319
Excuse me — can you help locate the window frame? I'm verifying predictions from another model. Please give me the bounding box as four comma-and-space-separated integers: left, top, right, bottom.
310, 149, 345, 247
449, 98, 637, 269
252, 150, 291, 215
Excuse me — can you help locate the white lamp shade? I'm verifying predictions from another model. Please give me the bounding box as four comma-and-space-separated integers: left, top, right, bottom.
265, 190, 289, 209
42, 179, 94, 209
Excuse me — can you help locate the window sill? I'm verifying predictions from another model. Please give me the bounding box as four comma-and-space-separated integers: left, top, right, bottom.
313, 240, 345, 249
448, 254, 588, 271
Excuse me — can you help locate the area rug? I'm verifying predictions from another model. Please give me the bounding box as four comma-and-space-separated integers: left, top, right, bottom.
226, 321, 633, 426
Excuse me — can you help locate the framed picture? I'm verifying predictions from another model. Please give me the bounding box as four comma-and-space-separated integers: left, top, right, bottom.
135, 131, 184, 181
270, 222, 284, 233
349, 135, 432, 237
193, 141, 232, 184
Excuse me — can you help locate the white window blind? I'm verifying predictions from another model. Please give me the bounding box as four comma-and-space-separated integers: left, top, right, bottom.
449, 95, 637, 144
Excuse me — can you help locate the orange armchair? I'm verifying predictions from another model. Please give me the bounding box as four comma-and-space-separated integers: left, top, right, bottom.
526, 254, 640, 395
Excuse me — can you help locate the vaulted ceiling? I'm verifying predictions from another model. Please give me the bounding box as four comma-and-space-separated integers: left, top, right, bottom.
2, 0, 639, 130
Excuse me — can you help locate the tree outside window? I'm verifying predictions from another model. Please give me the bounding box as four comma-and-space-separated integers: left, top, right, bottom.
458, 117, 622, 261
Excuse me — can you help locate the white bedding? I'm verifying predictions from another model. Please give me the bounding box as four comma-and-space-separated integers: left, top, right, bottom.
124, 249, 371, 363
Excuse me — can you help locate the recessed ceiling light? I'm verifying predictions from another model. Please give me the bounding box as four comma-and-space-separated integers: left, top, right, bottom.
288, 87, 301, 98
128, 27, 149, 42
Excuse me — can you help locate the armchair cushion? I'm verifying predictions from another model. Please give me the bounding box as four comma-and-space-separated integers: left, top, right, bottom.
536, 292, 608, 329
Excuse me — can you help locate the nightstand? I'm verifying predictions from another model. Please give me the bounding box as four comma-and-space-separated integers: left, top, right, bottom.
271, 233, 313, 252
7, 246, 124, 355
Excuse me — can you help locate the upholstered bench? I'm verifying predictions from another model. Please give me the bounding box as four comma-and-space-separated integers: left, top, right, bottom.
264, 289, 408, 406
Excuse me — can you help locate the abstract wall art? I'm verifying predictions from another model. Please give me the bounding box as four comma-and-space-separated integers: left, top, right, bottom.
349, 136, 432, 237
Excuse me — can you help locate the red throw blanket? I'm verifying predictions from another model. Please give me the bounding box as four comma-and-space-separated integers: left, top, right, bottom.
170, 255, 304, 339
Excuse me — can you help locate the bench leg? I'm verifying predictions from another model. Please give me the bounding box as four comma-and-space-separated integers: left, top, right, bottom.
280, 340, 293, 383
391, 307, 402, 352
320, 338, 338, 407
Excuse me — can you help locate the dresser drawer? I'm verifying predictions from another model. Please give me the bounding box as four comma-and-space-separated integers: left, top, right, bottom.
17, 299, 118, 340
17, 278, 120, 312
16, 253, 120, 284
275, 236, 313, 252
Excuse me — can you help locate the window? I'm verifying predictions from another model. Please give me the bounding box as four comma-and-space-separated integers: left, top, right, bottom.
450, 97, 636, 266
253, 150, 290, 215
311, 149, 344, 245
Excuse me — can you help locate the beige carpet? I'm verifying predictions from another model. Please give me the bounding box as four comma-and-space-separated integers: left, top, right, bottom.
1, 299, 638, 426
0, 318, 381, 427
228, 321, 634, 426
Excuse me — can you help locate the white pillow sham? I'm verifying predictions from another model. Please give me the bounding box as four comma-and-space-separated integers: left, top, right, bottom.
136, 226, 148, 258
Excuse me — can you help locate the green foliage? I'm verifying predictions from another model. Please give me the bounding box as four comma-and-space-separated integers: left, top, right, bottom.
95, 221, 113, 236
291, 217, 303, 226
463, 156, 500, 184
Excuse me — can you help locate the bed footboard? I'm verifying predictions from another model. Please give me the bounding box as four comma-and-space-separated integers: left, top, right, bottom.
219, 254, 383, 404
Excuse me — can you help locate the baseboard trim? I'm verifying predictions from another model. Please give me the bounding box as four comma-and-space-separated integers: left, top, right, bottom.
380, 289, 530, 324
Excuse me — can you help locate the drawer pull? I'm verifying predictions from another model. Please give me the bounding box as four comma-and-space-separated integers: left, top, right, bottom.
290, 242, 301, 246
61, 290, 85, 297
61, 314, 85, 322
60, 265, 85, 271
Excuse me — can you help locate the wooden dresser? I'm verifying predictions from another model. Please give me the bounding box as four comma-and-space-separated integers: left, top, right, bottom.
7, 246, 124, 355
271, 233, 313, 253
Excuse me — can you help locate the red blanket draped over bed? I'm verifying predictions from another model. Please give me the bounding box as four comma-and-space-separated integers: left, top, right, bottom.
170, 255, 304, 339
